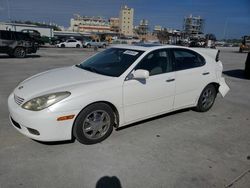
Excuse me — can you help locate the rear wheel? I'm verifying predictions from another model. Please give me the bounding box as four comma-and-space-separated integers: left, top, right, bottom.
76, 44, 80, 48
14, 47, 26, 58
195, 84, 217, 112
73, 103, 114, 144
102, 44, 106, 48
87, 44, 91, 48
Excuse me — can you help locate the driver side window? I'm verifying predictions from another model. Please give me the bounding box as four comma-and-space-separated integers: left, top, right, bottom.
135, 49, 171, 76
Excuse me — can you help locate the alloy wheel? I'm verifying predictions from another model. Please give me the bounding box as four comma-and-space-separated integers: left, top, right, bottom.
14, 48, 26, 58
201, 88, 215, 109
82, 110, 111, 140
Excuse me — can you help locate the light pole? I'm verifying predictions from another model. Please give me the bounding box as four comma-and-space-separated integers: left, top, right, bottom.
223, 18, 228, 40
6, 0, 11, 21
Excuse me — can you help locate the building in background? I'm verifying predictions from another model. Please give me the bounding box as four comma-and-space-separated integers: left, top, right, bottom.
134, 19, 149, 36
70, 15, 111, 33
0, 22, 54, 37
153, 25, 163, 33
109, 17, 120, 33
119, 5, 134, 36
183, 15, 204, 37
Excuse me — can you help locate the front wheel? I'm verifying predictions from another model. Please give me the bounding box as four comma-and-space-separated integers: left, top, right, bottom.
73, 103, 114, 144
76, 44, 80, 48
195, 84, 217, 112
14, 47, 26, 58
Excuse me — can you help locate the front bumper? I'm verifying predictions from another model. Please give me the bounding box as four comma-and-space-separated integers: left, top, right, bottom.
8, 93, 79, 142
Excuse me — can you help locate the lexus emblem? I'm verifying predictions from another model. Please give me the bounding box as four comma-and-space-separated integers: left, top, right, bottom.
18, 86, 24, 90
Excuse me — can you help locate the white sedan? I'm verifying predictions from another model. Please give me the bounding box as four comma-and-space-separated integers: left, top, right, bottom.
8, 45, 229, 144
56, 39, 82, 48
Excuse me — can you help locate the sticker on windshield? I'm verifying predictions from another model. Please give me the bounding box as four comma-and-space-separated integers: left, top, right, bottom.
123, 50, 139, 56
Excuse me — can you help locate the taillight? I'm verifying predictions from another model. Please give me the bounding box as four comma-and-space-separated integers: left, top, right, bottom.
216, 50, 220, 62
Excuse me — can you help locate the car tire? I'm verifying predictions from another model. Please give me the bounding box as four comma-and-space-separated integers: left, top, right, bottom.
76, 44, 80, 48
61, 44, 65, 48
102, 44, 106, 48
87, 44, 91, 48
73, 103, 114, 145
14, 47, 26, 58
194, 84, 217, 112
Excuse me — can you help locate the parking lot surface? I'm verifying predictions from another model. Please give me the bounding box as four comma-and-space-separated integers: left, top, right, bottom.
0, 47, 249, 188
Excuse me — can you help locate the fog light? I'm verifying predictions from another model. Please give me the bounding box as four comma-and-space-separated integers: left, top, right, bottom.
27, 128, 40, 135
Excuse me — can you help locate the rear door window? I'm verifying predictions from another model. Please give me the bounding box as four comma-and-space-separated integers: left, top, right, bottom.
0, 31, 13, 40
172, 48, 206, 71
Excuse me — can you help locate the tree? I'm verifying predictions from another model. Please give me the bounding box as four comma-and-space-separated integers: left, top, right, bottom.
205, 33, 216, 41
157, 29, 170, 44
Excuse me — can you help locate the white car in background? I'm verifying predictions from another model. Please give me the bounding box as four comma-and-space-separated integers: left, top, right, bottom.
56, 39, 82, 48
8, 45, 229, 144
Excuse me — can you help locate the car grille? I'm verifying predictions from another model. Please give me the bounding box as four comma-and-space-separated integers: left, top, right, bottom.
14, 94, 24, 105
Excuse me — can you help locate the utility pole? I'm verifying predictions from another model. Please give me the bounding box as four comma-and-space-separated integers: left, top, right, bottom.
223, 18, 228, 40
6, 0, 11, 21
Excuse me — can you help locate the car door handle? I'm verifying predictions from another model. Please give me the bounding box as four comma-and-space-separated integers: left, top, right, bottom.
166, 78, 175, 82
202, 72, 210, 75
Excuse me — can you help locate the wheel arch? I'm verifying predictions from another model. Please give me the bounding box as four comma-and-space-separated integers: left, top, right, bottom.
210, 82, 220, 93
71, 101, 120, 139
194, 82, 218, 112
195, 82, 219, 106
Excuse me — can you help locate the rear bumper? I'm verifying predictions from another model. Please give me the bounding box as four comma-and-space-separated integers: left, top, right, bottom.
219, 77, 230, 97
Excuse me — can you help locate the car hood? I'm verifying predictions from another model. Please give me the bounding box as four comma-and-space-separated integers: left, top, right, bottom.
14, 66, 112, 100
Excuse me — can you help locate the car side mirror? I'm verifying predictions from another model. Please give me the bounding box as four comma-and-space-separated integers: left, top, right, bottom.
133, 69, 149, 80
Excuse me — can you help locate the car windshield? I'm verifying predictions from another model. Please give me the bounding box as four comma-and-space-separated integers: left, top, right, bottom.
77, 48, 144, 77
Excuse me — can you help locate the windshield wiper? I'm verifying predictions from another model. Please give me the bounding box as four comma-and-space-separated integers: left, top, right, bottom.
75, 64, 82, 69
82, 66, 99, 74
76, 64, 106, 76
75, 64, 96, 72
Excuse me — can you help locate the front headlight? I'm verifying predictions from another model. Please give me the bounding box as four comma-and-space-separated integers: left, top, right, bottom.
22, 92, 71, 111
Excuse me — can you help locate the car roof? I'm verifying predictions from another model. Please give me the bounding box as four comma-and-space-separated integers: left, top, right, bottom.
112, 44, 192, 52
112, 44, 219, 60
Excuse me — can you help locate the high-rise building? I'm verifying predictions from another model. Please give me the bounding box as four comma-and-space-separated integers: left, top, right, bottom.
119, 5, 134, 36
184, 15, 204, 36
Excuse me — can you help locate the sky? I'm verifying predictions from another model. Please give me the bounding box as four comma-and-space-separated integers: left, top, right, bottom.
0, 0, 249, 39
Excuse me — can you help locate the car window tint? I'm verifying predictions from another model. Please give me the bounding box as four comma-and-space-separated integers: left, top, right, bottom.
0, 31, 12, 40
15, 32, 30, 41
135, 49, 172, 76
173, 49, 205, 71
